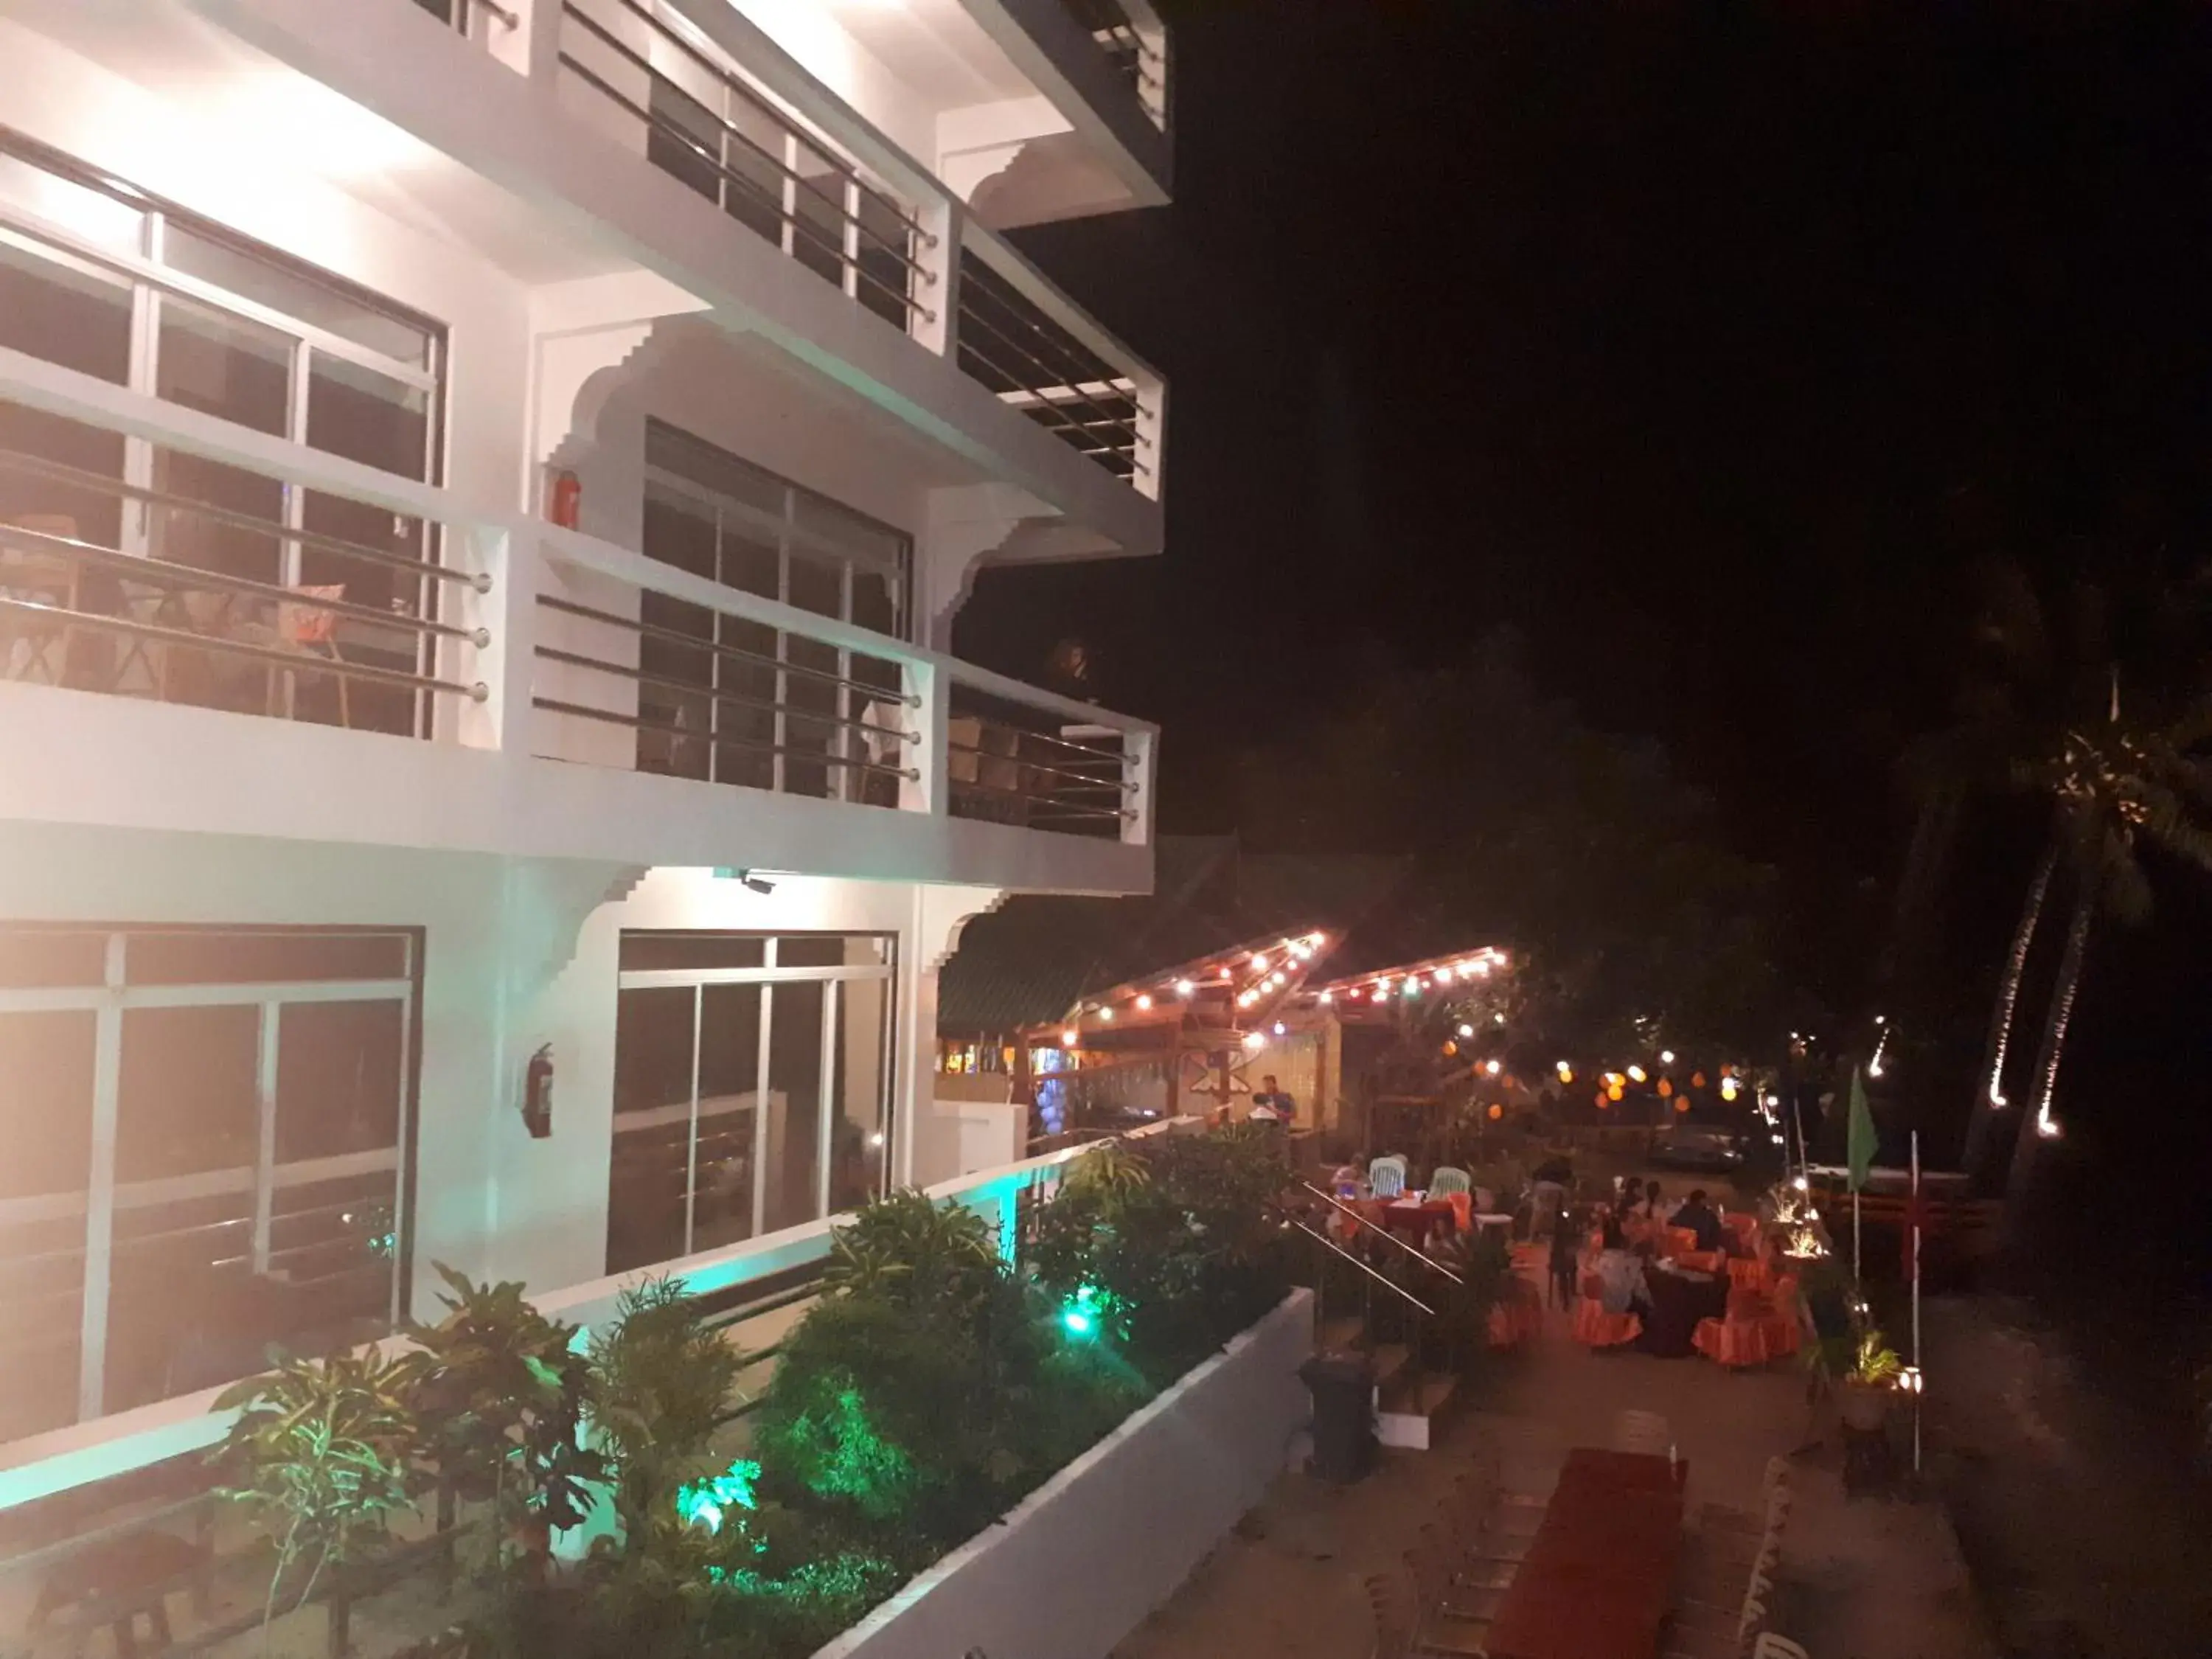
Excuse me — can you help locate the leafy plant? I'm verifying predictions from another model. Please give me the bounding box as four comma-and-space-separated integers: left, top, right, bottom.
213, 1348, 422, 1641
405, 1263, 605, 1568
820, 1189, 997, 1312
1848, 1329, 1905, 1388
587, 1276, 745, 1553
1059, 1136, 1152, 1200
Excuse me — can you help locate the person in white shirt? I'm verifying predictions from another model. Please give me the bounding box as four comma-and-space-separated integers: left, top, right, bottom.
1248, 1074, 1295, 1123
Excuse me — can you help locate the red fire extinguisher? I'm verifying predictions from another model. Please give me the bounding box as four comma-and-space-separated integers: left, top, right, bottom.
523, 1043, 554, 1138
547, 470, 580, 530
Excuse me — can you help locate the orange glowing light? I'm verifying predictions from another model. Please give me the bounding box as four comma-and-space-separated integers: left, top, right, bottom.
1674, 1096, 1691, 1113
1486, 1102, 1503, 1121
1658, 1078, 1674, 1098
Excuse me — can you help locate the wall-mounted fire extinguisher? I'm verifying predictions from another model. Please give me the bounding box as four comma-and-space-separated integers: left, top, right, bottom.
523, 1043, 554, 1139
547, 469, 580, 530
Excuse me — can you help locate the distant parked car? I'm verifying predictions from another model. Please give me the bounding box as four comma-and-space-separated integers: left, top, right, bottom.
1649, 1121, 1745, 1171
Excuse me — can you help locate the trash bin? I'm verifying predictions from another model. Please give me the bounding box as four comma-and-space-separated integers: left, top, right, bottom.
1300, 1352, 1376, 1483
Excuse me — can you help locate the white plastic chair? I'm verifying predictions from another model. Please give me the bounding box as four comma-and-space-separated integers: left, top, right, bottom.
1371, 1155, 1409, 1198
1428, 1166, 1472, 1197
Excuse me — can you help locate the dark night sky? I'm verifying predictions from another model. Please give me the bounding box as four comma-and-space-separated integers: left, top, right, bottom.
960, 0, 2212, 1208
964, 0, 2212, 917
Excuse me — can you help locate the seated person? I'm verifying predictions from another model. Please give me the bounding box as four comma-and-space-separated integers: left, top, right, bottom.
1671, 1187, 1727, 1253
1594, 1220, 1651, 1315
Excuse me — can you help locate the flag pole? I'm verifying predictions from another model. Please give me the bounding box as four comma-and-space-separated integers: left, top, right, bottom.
1910, 1129, 1924, 1475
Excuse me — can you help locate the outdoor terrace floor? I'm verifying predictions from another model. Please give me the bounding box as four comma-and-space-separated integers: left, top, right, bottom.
1113, 1251, 1997, 1659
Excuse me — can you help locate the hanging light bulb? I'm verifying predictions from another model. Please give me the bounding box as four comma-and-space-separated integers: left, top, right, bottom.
1721, 1077, 1739, 1101
1660, 1050, 1676, 1065
1485, 1059, 1501, 1076
1627, 1065, 1647, 1083
1251, 953, 1270, 970
1175, 979, 1195, 997
1308, 931, 1326, 946
1242, 1031, 1265, 1051
1061, 1029, 1078, 1047
1435, 965, 1455, 983
1318, 990, 1335, 1004
1273, 1021, 1287, 1037
1135, 994, 1152, 1011
1099, 1005, 1114, 1021
1457, 1023, 1475, 1038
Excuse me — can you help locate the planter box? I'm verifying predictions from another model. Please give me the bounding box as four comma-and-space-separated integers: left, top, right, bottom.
813, 1289, 1315, 1659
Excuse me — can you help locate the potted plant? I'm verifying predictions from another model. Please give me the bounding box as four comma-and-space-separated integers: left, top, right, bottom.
1837, 1329, 1904, 1430
212, 1349, 422, 1649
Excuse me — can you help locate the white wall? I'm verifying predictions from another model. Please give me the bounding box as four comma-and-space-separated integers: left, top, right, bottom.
0, 821, 998, 1323
0, 20, 534, 521
815, 1290, 1312, 1659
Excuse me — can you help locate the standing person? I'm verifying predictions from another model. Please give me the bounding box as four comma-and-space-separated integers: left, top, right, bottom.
1530, 1154, 1572, 1239
1548, 1205, 1585, 1310
1249, 1074, 1296, 1124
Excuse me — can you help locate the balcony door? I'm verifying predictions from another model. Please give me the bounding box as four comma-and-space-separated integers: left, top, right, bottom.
0, 130, 445, 734
637, 420, 909, 802
0, 926, 419, 1443
607, 931, 895, 1274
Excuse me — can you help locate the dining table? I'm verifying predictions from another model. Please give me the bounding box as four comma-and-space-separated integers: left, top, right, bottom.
1377, 1194, 1458, 1247
1638, 1261, 1729, 1358
1482, 1447, 1686, 1659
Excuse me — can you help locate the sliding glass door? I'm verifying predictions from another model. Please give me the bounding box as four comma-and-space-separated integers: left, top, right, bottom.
0, 927, 418, 1442
608, 932, 895, 1274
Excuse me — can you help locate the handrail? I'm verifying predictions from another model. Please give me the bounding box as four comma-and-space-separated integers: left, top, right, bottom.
1289, 1220, 1436, 1318
1301, 1183, 1465, 1287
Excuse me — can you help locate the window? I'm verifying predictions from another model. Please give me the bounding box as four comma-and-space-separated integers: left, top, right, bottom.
607, 932, 895, 1274
638, 422, 910, 801
0, 927, 419, 1443
0, 130, 445, 737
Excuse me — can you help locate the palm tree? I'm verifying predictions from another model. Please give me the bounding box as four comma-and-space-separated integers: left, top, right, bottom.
1999, 701, 2212, 1197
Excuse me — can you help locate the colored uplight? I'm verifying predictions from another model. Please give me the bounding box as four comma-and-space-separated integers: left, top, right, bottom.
1062, 1283, 1107, 1340
676, 1458, 761, 1534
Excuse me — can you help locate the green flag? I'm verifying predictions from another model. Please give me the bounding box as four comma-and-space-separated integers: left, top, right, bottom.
1846, 1064, 1877, 1192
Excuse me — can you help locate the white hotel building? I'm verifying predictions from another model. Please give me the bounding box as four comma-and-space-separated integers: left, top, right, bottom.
0, 0, 1166, 1498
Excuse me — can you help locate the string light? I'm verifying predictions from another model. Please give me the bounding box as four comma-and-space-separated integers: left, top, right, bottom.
1251, 954, 1270, 970
1242, 1032, 1265, 1051
1494, 1012, 1506, 1024
1237, 990, 1256, 1008
1485, 1060, 1501, 1076
1720, 1077, 1739, 1101
1487, 1102, 1503, 1121
1175, 979, 1194, 997
1099, 1006, 1114, 1021
1555, 1060, 1573, 1082
1273, 1020, 1287, 1036
1318, 990, 1335, 1004
1135, 994, 1152, 1011
1627, 1065, 1647, 1083
1660, 1050, 1676, 1065
1061, 1029, 1078, 1047
1457, 1023, 1475, 1038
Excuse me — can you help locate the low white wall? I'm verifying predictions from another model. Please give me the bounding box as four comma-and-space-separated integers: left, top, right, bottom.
814, 1288, 1314, 1659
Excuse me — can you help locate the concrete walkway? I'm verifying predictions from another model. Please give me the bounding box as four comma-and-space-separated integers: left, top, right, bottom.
1114, 1258, 1997, 1659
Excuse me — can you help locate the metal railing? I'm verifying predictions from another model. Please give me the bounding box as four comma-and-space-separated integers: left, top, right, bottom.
557, 0, 932, 333
955, 237, 1150, 482
1057, 0, 1166, 114
0, 354, 501, 744
532, 526, 1155, 841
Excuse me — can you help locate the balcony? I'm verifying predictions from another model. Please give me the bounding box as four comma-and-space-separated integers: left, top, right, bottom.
0, 345, 1156, 893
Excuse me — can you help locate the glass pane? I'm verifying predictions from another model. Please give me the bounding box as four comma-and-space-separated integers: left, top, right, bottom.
638, 591, 715, 782
855, 187, 911, 329
0, 1011, 94, 1439
0, 1009, 97, 1200
105, 1187, 254, 1411
267, 1168, 399, 1343
646, 72, 726, 208
692, 983, 762, 1252
762, 980, 823, 1234
608, 987, 693, 1273
128, 931, 408, 985
0, 400, 127, 556
619, 933, 765, 973
716, 614, 778, 791
0, 155, 144, 254
115, 1004, 260, 1183
829, 975, 888, 1214
722, 97, 790, 249
163, 221, 432, 369
156, 293, 291, 435
774, 936, 859, 969
0, 930, 106, 990
0, 233, 133, 384
274, 1000, 404, 1163
790, 148, 846, 289
783, 635, 838, 799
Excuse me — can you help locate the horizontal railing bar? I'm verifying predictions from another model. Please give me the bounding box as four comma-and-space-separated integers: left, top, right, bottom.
556, 15, 933, 292
1291, 1218, 1437, 1316
945, 719, 1131, 765
948, 775, 1132, 821
954, 306, 1145, 452
587, 0, 933, 248
562, 44, 933, 321
943, 739, 1133, 793
0, 597, 487, 703
0, 524, 484, 647
532, 695, 919, 778
960, 218, 1160, 389
0, 448, 484, 591
535, 644, 916, 742
1298, 1183, 1467, 1285
556, 50, 933, 324
535, 591, 914, 703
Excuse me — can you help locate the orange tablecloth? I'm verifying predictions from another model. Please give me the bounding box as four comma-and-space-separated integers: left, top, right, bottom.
1488, 1276, 1544, 1348
1484, 1449, 1685, 1659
